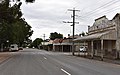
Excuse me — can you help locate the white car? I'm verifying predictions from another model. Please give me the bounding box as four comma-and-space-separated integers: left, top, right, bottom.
79, 46, 86, 52
9, 44, 18, 51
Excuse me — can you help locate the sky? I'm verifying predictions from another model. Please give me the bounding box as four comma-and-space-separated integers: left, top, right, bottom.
20, 0, 120, 40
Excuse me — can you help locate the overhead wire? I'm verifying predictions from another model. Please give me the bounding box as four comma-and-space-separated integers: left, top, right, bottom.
75, 0, 104, 11
61, 0, 120, 35
84, 0, 120, 17
80, 5, 120, 21
75, 0, 120, 25
66, 0, 120, 33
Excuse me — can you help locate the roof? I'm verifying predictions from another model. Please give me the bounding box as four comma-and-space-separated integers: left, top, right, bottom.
68, 35, 80, 39
53, 38, 63, 43
113, 13, 120, 20
49, 40, 54, 44
74, 30, 116, 41
95, 15, 106, 21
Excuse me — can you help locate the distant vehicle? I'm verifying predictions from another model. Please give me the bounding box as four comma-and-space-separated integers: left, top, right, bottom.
26, 47, 29, 48
9, 44, 18, 51
18, 47, 23, 50
32, 46, 35, 48
79, 46, 86, 52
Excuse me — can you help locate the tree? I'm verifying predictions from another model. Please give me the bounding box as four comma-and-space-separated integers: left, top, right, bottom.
79, 32, 85, 37
11, 19, 33, 46
0, 0, 15, 44
0, 0, 33, 48
49, 32, 63, 40
31, 38, 43, 48
2, 0, 35, 3
81, 32, 85, 36
25, 0, 35, 3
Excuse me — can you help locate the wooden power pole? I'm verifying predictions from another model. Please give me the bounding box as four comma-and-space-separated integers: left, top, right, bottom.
63, 8, 80, 55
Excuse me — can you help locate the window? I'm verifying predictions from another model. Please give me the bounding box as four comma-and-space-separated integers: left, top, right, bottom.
11, 46, 14, 48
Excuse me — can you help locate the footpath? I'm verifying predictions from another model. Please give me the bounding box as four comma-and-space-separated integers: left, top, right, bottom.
75, 53, 120, 65
0, 52, 12, 64
61, 52, 120, 65
92, 56, 120, 65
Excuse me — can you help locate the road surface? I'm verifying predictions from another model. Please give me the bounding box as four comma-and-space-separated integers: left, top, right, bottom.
0, 48, 120, 75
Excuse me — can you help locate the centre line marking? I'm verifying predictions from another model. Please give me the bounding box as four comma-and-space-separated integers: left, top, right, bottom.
44, 57, 47, 60
61, 68, 71, 75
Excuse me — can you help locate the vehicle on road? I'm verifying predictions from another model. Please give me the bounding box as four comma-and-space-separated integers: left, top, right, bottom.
18, 47, 23, 50
9, 44, 19, 51
79, 46, 86, 52
26, 47, 29, 48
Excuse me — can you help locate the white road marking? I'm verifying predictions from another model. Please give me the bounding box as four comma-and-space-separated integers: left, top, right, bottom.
43, 57, 47, 60
61, 68, 71, 75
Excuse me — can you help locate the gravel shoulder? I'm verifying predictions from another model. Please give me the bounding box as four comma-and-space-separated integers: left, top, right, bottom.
0, 52, 13, 64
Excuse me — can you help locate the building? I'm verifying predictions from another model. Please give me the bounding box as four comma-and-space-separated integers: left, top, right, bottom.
74, 14, 120, 59
53, 38, 73, 52
41, 40, 53, 51
53, 38, 64, 52
53, 35, 80, 52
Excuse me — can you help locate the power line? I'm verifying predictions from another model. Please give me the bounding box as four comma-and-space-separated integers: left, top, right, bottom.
81, 6, 120, 21
84, 0, 120, 17
85, 0, 119, 14
86, 5, 120, 18
75, 0, 104, 10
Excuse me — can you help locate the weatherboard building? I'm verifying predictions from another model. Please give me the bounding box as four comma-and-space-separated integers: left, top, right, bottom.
74, 13, 120, 59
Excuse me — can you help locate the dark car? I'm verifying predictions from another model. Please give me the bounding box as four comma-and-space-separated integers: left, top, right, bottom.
18, 47, 23, 50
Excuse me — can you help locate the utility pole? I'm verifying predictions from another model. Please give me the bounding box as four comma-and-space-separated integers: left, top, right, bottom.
43, 34, 45, 43
43, 34, 46, 49
63, 8, 80, 55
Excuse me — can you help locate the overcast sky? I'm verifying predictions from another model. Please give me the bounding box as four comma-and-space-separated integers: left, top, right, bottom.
20, 0, 120, 40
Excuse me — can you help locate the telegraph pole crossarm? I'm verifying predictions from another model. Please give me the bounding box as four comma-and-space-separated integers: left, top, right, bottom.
63, 8, 80, 55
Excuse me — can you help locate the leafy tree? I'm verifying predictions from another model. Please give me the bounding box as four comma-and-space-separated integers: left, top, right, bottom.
79, 32, 85, 37
25, 0, 35, 3
11, 19, 33, 46
2, 0, 35, 3
0, 0, 33, 48
50, 32, 63, 40
81, 32, 85, 36
0, 0, 14, 44
31, 38, 43, 48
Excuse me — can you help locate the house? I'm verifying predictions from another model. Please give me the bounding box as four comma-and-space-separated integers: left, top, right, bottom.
60, 38, 72, 52
74, 14, 120, 59
47, 40, 54, 51
53, 35, 86, 52
40, 40, 54, 50
53, 38, 63, 52
53, 38, 73, 52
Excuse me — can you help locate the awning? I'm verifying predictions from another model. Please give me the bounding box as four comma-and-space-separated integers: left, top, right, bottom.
74, 30, 116, 41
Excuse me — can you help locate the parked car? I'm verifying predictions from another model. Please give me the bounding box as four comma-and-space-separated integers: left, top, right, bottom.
18, 47, 23, 50
79, 46, 86, 52
9, 44, 19, 51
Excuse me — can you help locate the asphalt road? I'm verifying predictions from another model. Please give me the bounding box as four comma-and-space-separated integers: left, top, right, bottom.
0, 49, 120, 75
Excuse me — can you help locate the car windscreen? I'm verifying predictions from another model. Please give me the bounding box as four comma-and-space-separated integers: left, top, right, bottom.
11, 46, 14, 48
